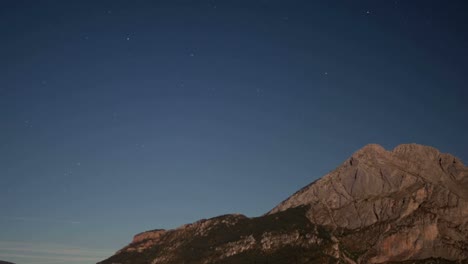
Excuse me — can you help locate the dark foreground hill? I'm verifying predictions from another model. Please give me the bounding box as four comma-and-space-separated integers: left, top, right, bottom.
0, 261, 15, 264
98, 144, 468, 264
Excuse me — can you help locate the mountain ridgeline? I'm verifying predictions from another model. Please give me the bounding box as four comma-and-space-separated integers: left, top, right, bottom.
98, 144, 468, 264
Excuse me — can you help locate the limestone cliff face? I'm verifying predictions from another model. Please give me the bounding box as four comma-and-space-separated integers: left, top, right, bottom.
98, 144, 468, 264
116, 229, 167, 254
269, 143, 468, 262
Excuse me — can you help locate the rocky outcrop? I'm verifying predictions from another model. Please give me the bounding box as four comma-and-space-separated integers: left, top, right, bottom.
98, 144, 468, 264
116, 229, 167, 254
132, 230, 166, 244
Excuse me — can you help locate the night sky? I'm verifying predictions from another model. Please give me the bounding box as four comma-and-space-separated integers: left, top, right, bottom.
1, 1, 468, 263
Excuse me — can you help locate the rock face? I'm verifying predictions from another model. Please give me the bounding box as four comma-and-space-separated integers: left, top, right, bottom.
269, 144, 468, 262
116, 229, 167, 254
98, 144, 468, 264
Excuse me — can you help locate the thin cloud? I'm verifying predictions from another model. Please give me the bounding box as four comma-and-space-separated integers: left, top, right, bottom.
0, 253, 102, 262
0, 241, 114, 264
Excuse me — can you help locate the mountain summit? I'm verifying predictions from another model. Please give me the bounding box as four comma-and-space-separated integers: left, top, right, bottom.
98, 144, 468, 264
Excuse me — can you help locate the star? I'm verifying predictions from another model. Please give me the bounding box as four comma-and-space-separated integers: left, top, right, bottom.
24, 120, 33, 128
126, 37, 131, 41
135, 143, 146, 148
366, 10, 371, 14
256, 88, 263, 96
190, 53, 195, 57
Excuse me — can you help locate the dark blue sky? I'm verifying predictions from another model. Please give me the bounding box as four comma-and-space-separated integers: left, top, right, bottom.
1, 1, 467, 263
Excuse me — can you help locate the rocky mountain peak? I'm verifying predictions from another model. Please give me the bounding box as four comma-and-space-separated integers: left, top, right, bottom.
353, 143, 387, 156
392, 143, 440, 156
351, 143, 456, 166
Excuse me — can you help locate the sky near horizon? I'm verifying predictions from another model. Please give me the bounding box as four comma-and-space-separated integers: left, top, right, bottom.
1, 1, 468, 263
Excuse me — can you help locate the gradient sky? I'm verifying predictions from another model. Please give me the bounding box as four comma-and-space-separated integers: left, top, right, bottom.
1, 1, 468, 263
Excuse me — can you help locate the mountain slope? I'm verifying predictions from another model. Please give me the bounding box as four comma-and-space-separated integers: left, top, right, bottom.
98, 144, 468, 264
